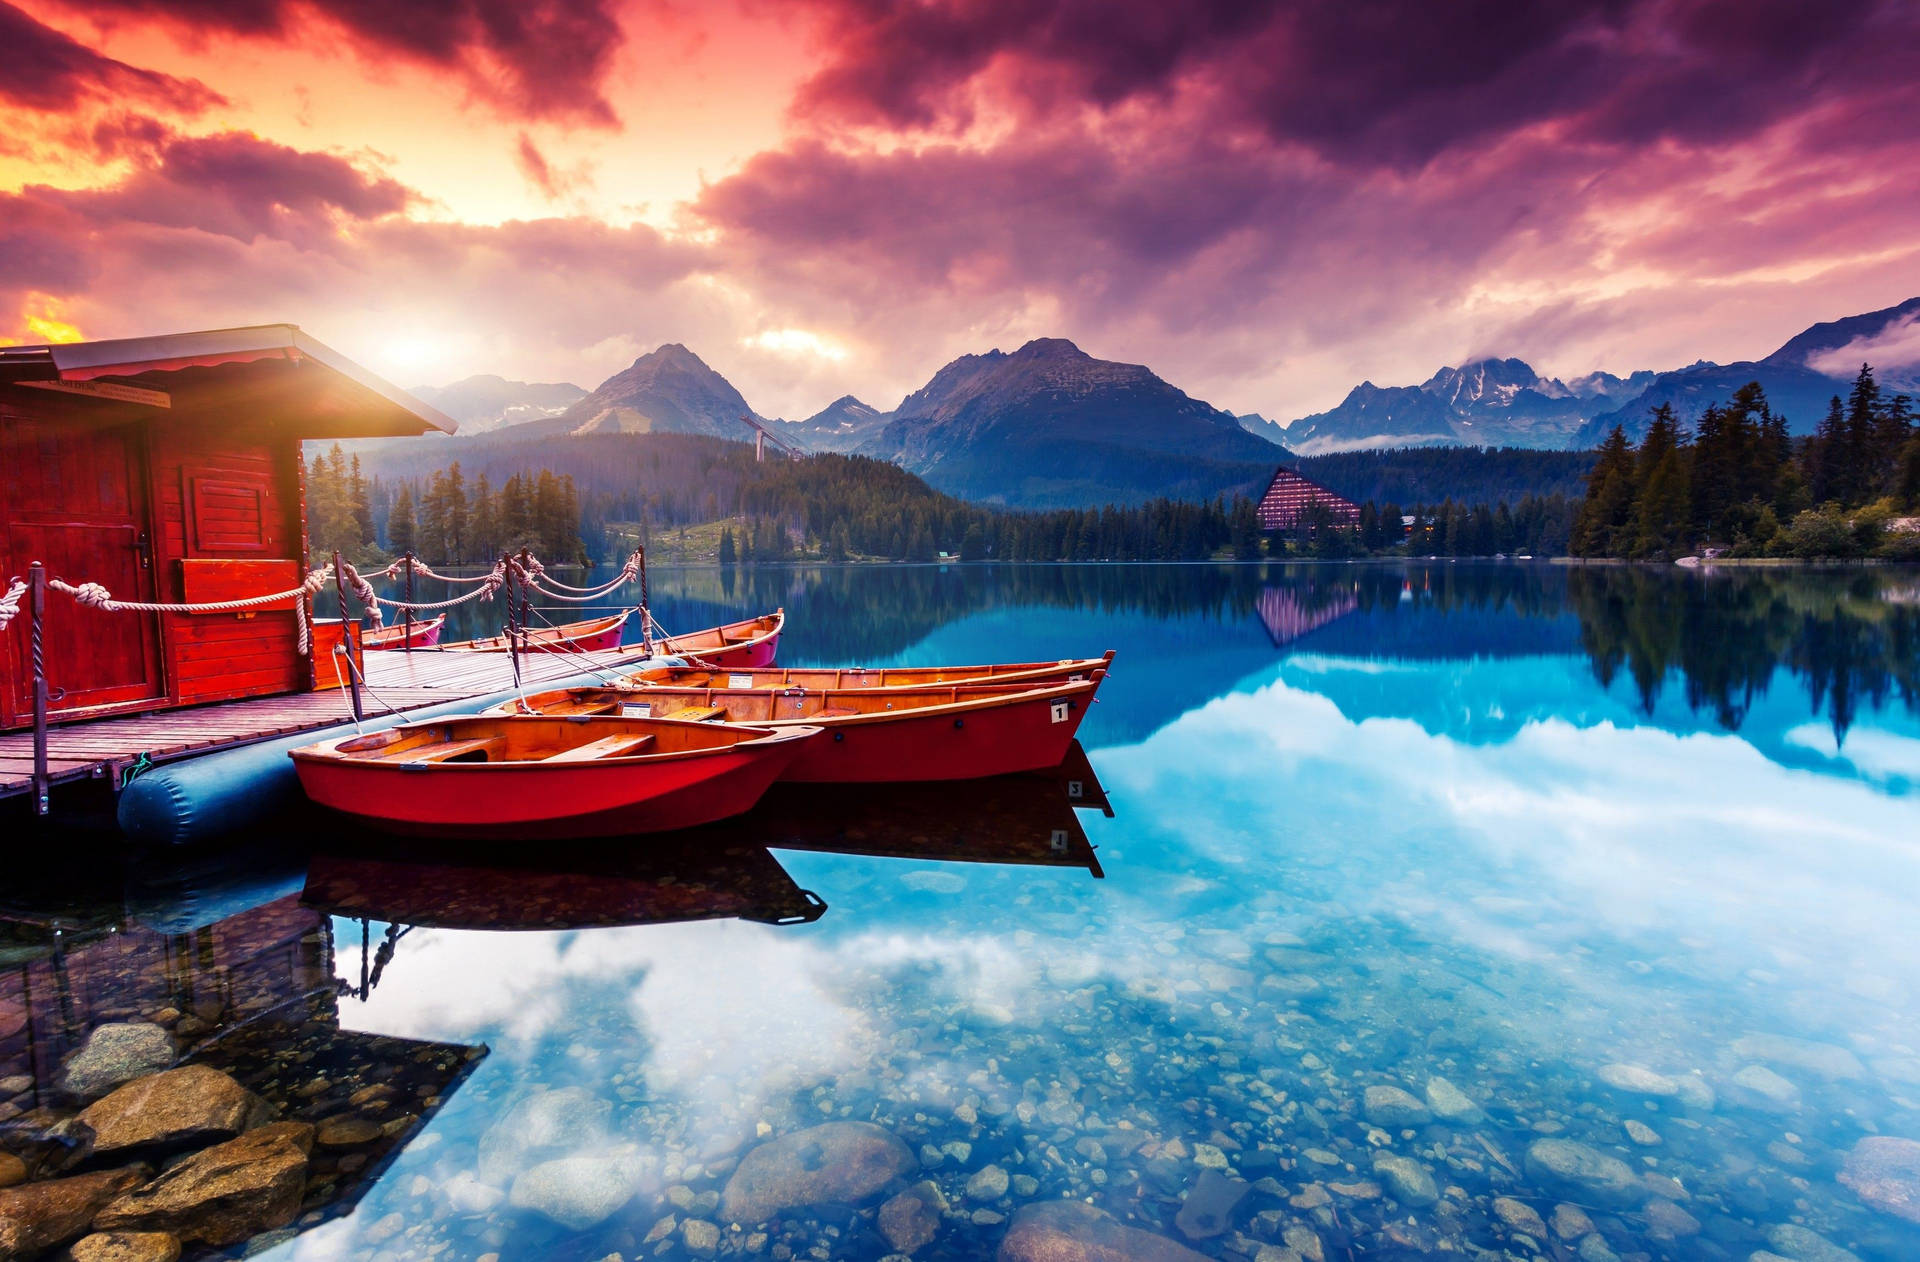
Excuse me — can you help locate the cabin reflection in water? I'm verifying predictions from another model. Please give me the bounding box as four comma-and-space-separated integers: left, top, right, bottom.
0, 854, 484, 1258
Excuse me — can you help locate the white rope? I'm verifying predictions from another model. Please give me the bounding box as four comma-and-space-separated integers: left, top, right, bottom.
0, 578, 25, 633
382, 556, 501, 585
50, 567, 336, 655
365, 560, 508, 612
510, 552, 640, 603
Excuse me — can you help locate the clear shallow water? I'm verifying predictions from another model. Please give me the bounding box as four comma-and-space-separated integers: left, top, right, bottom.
8, 563, 1920, 1262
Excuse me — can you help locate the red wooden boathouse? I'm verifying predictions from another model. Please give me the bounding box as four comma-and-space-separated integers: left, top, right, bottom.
0, 325, 455, 731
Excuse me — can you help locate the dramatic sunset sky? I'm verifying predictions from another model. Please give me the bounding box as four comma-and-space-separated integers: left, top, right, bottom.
4, 0, 1918, 422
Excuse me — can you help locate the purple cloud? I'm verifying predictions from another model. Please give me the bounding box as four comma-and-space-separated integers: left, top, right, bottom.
1, 1, 222, 113
67, 0, 624, 125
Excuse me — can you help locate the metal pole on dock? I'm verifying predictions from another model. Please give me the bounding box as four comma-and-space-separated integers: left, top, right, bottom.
331, 550, 363, 722
29, 562, 49, 817
403, 551, 415, 656
504, 552, 522, 693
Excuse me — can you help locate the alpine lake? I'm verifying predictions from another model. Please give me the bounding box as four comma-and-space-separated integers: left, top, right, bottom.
6, 561, 1919, 1262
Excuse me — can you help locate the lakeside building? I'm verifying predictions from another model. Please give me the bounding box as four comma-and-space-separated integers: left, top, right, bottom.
1254, 466, 1362, 531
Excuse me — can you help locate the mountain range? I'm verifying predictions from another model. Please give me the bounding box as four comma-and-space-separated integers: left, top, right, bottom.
408, 295, 1920, 506
1283, 296, 1920, 452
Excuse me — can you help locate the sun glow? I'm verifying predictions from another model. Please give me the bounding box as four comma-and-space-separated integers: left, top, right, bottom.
1, 295, 85, 346
745, 328, 849, 362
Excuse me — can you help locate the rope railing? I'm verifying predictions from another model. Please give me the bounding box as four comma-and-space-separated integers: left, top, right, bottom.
2, 547, 649, 660
22, 566, 338, 654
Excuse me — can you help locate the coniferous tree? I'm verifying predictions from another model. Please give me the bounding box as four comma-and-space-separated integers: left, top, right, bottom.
388, 482, 416, 555
718, 526, 737, 566
1572, 426, 1637, 556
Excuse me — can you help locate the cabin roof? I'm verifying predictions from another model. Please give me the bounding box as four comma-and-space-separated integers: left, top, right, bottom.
0, 323, 456, 437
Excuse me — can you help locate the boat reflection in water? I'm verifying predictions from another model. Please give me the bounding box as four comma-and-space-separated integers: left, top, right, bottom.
0, 747, 1110, 1261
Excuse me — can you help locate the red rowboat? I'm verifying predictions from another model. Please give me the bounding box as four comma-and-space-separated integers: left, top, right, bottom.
441, 610, 630, 654
488, 675, 1104, 783
362, 615, 445, 650
288, 715, 819, 839
627, 649, 1113, 693
654, 610, 784, 668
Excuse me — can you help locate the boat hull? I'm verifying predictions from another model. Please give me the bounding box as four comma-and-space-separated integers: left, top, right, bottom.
776, 685, 1093, 783
363, 616, 444, 650
442, 611, 629, 654
291, 727, 814, 840
654, 610, 784, 668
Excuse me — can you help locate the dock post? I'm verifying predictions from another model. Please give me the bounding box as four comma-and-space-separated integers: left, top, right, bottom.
332, 550, 363, 722
29, 562, 49, 817
403, 551, 415, 656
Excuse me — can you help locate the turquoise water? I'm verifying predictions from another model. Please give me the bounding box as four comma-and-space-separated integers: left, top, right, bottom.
8, 563, 1919, 1261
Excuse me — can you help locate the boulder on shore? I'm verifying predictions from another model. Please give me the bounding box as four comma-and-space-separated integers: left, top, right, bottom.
68, 1230, 184, 1262
0, 1166, 149, 1258
722, 1122, 914, 1223
93, 1122, 313, 1246
78, 1066, 263, 1156
60, 1026, 176, 1103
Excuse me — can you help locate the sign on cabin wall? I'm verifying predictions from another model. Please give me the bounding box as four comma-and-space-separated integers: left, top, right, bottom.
16, 380, 172, 408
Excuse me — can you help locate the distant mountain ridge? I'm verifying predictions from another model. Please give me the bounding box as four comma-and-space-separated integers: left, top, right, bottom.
410, 374, 585, 433
845, 337, 1281, 507
1569, 295, 1920, 445
1283, 357, 1656, 454
1283, 296, 1920, 452
508, 343, 768, 441
789, 394, 886, 452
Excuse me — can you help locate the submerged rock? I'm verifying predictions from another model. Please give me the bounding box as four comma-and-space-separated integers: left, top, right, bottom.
998, 1200, 1209, 1262
1424, 1076, 1484, 1123
1369, 1152, 1438, 1207
61, 1026, 176, 1102
94, 1122, 312, 1246
967, 1164, 1010, 1203
68, 1230, 184, 1262
879, 1182, 945, 1255
1491, 1196, 1545, 1237
1361, 1086, 1430, 1129
1730, 1065, 1801, 1112
1174, 1170, 1249, 1239
78, 1066, 261, 1156
1837, 1136, 1920, 1223
1595, 1064, 1679, 1097
1731, 1035, 1866, 1081
0, 1167, 149, 1258
508, 1150, 649, 1230
476, 1087, 610, 1185
1524, 1139, 1645, 1208
1763, 1222, 1862, 1262
722, 1122, 914, 1222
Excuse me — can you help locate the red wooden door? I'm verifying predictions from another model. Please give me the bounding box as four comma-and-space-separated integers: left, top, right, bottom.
3, 415, 164, 718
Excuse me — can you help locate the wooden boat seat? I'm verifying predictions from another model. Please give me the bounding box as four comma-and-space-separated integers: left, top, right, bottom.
812, 707, 860, 718
672, 706, 731, 722
380, 737, 507, 764
544, 696, 621, 716
542, 734, 656, 762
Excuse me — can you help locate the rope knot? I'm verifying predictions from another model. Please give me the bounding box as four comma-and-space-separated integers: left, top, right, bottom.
70, 581, 115, 609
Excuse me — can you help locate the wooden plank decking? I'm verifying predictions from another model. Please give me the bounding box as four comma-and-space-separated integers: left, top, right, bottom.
0, 643, 654, 802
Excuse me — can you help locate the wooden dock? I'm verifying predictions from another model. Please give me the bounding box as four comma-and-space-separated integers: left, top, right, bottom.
0, 645, 655, 802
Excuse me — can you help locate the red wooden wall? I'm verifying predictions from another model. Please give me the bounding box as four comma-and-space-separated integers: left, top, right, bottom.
1, 394, 310, 728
